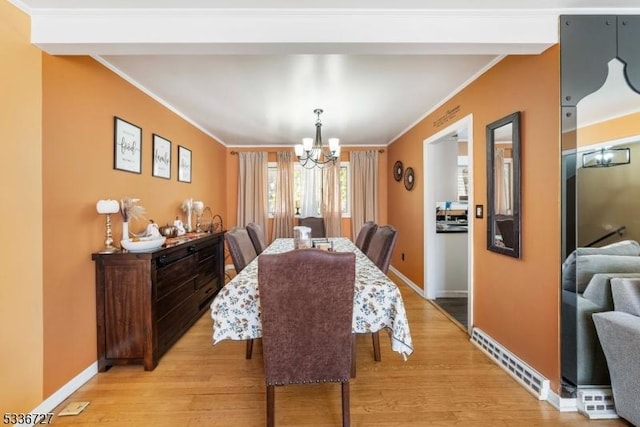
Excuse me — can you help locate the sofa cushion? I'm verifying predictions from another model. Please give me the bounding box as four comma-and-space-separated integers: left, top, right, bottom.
582, 273, 640, 310
576, 254, 640, 294
562, 240, 640, 292
610, 278, 640, 317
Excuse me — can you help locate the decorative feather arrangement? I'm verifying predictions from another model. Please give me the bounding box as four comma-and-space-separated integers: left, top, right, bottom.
120, 197, 146, 222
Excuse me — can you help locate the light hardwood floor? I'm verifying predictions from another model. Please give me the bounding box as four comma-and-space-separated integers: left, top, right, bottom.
51, 276, 627, 426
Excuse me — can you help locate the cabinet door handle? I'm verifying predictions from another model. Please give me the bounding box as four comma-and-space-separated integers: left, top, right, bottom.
158, 255, 168, 267
188, 245, 197, 253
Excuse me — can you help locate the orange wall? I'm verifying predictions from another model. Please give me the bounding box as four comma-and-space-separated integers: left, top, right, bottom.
224, 147, 388, 245
41, 56, 227, 396
0, 2, 44, 413
577, 111, 640, 147
388, 47, 562, 389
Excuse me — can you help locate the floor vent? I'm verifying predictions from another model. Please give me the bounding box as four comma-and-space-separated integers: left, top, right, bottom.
577, 389, 618, 419
471, 327, 550, 400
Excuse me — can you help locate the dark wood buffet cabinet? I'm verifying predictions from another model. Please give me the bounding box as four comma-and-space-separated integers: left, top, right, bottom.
92, 232, 224, 371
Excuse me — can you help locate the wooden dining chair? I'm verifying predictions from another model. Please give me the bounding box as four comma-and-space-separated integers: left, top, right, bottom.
354, 221, 378, 253
246, 222, 268, 255
258, 249, 356, 427
299, 217, 326, 238
364, 224, 399, 361
225, 227, 259, 359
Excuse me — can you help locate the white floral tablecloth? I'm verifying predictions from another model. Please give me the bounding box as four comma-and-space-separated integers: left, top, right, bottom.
211, 237, 413, 359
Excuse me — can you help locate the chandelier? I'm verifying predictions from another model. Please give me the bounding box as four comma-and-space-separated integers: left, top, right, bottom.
294, 108, 340, 169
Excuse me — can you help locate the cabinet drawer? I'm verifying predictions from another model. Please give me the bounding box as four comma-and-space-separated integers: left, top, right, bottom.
198, 282, 217, 310
157, 292, 200, 353
197, 255, 218, 289
197, 243, 217, 261
156, 255, 197, 299
157, 277, 197, 320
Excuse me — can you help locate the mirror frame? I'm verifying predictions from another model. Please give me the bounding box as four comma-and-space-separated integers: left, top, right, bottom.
486, 111, 521, 258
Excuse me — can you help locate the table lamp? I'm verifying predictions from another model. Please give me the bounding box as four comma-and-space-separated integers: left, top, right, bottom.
96, 199, 120, 253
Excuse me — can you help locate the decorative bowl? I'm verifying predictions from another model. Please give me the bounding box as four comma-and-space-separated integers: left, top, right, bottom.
121, 236, 166, 253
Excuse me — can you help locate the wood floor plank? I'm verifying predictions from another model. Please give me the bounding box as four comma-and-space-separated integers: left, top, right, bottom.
50, 278, 627, 426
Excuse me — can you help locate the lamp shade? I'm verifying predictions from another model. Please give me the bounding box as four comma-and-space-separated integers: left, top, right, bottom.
96, 199, 120, 214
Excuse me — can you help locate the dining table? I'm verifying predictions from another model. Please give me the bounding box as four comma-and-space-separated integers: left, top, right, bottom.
210, 237, 413, 360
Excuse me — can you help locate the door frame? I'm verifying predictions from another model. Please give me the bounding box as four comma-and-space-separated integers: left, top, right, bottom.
423, 114, 474, 332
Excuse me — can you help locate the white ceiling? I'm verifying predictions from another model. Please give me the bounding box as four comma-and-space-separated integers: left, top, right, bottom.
14, 0, 640, 147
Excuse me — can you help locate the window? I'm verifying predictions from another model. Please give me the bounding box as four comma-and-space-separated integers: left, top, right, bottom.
268, 162, 350, 217
457, 156, 468, 202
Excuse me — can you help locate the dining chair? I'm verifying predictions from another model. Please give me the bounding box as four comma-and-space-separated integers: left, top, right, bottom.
354, 221, 378, 253
299, 216, 326, 238
225, 226, 259, 359
258, 249, 356, 427
246, 222, 268, 255
364, 224, 399, 361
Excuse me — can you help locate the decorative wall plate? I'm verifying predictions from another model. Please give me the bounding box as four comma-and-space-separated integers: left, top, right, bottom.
393, 160, 404, 182
404, 167, 415, 191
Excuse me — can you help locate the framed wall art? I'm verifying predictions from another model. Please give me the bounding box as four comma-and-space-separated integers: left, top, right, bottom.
152, 134, 172, 179
178, 145, 192, 183
393, 160, 404, 182
113, 116, 142, 174
404, 167, 415, 191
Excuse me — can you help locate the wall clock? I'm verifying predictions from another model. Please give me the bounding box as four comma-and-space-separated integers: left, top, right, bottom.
404, 167, 415, 191
393, 161, 404, 182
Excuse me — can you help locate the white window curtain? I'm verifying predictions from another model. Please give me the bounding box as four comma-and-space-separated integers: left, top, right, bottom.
237, 152, 268, 230
272, 152, 295, 239
350, 150, 378, 239
299, 166, 322, 217
322, 163, 342, 237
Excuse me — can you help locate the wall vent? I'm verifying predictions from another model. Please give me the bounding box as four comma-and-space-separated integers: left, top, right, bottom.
577, 389, 618, 419
471, 327, 550, 400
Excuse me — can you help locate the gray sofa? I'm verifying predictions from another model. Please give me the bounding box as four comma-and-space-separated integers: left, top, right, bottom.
593, 278, 640, 426
561, 240, 640, 386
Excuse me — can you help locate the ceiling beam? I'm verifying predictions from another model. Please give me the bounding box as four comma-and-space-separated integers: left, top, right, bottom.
30, 9, 559, 55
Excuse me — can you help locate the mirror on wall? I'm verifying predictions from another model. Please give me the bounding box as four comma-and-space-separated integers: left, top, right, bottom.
486, 111, 521, 258
562, 58, 640, 389
560, 15, 640, 394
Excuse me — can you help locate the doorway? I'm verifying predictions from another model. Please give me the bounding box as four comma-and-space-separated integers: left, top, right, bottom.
423, 115, 474, 332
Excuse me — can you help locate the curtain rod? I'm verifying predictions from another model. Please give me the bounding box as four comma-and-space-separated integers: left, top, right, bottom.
230, 149, 385, 155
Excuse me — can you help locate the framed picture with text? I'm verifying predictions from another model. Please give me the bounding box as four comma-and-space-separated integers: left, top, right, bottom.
152, 134, 171, 179
178, 145, 192, 183
113, 117, 142, 174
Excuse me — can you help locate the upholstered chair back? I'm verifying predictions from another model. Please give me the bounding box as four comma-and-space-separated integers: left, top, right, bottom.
225, 227, 258, 273
246, 222, 268, 255
299, 217, 326, 238
355, 221, 378, 253
258, 249, 355, 385
366, 225, 398, 274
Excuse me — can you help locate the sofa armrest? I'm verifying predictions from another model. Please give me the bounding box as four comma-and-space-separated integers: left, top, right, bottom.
593, 311, 640, 426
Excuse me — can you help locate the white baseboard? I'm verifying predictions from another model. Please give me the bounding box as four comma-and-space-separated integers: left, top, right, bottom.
22, 362, 97, 426
435, 290, 468, 298
388, 265, 426, 298
547, 389, 578, 412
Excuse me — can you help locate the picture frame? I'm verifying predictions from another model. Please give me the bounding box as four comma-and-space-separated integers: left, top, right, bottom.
113, 116, 142, 174
178, 145, 192, 183
152, 134, 172, 179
